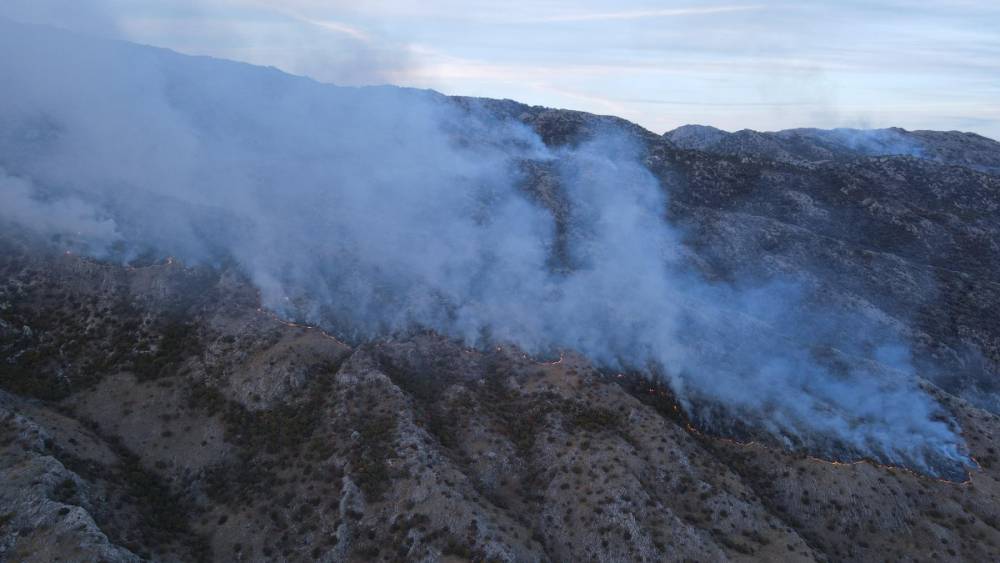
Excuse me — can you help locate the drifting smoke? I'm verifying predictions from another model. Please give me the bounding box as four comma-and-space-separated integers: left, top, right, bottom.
0, 19, 971, 477
0, 167, 119, 251
813, 127, 926, 158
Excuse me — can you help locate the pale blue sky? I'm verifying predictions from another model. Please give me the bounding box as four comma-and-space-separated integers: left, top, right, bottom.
5, 0, 999, 138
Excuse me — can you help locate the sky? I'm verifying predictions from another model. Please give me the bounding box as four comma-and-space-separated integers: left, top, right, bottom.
3, 0, 999, 139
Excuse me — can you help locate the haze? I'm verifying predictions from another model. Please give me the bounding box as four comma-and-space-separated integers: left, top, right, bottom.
3, 0, 998, 140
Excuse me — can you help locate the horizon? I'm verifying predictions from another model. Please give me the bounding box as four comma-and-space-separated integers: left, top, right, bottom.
1, 0, 997, 140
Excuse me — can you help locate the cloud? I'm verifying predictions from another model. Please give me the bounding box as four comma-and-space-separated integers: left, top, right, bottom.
533, 4, 764, 23
306, 19, 372, 42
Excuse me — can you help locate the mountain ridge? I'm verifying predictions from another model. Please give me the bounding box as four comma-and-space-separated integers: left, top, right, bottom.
662, 123, 1000, 172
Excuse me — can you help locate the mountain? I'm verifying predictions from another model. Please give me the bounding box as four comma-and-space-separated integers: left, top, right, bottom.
664, 124, 1000, 172
2, 19, 1000, 562
4, 238, 1000, 563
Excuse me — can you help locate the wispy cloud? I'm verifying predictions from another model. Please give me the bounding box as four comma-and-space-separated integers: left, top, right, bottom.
304, 18, 370, 42
535, 4, 763, 23
238, 0, 372, 42
624, 98, 822, 107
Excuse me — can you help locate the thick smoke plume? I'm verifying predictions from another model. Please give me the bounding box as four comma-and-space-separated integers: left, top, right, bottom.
0, 19, 971, 477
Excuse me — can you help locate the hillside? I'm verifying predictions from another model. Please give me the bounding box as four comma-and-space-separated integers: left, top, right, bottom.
2, 19, 1000, 562
3, 237, 1000, 562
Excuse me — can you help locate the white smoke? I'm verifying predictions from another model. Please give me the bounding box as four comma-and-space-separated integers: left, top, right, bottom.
0, 18, 971, 477
0, 167, 119, 251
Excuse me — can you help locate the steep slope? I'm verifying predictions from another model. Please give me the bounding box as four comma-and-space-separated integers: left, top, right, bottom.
2, 240, 1000, 562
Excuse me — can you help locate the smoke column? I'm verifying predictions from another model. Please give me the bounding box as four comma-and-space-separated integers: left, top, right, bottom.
0, 19, 971, 477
